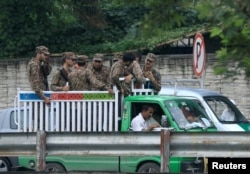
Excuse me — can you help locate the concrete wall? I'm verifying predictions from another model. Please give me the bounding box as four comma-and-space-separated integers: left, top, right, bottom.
1, 54, 249, 118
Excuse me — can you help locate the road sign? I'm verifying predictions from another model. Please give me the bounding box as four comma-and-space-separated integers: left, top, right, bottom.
193, 33, 206, 77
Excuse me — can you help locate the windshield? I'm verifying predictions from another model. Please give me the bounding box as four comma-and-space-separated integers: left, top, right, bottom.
204, 96, 248, 123
165, 99, 213, 130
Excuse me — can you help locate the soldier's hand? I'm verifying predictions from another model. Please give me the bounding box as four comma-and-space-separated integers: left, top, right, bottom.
44, 97, 50, 105
144, 71, 154, 81
108, 88, 114, 95
125, 74, 133, 84
62, 85, 69, 91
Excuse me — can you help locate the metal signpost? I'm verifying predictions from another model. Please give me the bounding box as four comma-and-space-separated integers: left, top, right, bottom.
193, 33, 206, 88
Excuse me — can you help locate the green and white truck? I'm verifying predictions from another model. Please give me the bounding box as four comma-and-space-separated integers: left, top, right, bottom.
6, 82, 216, 173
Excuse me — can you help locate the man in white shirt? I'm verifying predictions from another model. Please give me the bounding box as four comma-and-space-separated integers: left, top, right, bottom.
131, 105, 160, 131
221, 105, 235, 121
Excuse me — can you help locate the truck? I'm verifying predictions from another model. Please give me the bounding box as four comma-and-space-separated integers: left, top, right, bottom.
159, 79, 250, 131
0, 82, 217, 173
0, 108, 20, 172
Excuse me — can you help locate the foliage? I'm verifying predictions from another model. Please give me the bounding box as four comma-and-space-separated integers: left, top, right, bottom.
196, 0, 250, 78
77, 0, 204, 55
82, 24, 205, 55
0, 0, 79, 58
109, 0, 202, 37
0, 0, 204, 59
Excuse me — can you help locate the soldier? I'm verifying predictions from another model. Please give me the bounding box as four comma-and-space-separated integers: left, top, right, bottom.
89, 53, 110, 90
76, 55, 89, 70
142, 53, 161, 93
112, 52, 123, 65
109, 52, 146, 96
50, 52, 76, 91
133, 51, 143, 89
27, 45, 52, 105
73, 56, 79, 70
68, 55, 90, 90
68, 56, 113, 94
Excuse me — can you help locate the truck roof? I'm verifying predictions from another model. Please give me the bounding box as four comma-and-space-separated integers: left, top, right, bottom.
159, 86, 224, 98
124, 95, 191, 102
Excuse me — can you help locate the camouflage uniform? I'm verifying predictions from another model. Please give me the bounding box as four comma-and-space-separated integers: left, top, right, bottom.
142, 68, 161, 92
50, 52, 75, 91
125, 61, 146, 83
112, 52, 123, 64
69, 68, 108, 91
110, 60, 146, 96
89, 54, 110, 90
89, 65, 110, 90
50, 68, 71, 91
27, 46, 52, 100
143, 53, 161, 93
76, 55, 89, 71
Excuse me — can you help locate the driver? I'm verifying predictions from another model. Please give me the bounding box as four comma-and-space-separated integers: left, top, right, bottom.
131, 105, 160, 131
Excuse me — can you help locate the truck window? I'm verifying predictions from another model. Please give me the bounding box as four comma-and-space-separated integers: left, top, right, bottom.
165, 100, 213, 129
130, 102, 164, 126
165, 101, 188, 129
205, 96, 248, 123
10, 110, 29, 129
10, 110, 18, 129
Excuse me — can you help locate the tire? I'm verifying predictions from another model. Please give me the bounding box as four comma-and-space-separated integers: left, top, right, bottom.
0, 157, 11, 172
137, 162, 160, 173
45, 163, 65, 172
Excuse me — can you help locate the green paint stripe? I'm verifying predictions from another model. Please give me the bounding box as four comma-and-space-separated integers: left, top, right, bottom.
83, 93, 115, 100
238, 123, 250, 132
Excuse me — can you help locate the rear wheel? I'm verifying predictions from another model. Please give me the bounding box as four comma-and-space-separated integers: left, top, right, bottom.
45, 163, 65, 172
137, 162, 160, 173
0, 157, 11, 172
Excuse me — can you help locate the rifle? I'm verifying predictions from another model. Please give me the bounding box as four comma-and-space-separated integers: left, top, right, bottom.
41, 62, 49, 91
58, 68, 69, 82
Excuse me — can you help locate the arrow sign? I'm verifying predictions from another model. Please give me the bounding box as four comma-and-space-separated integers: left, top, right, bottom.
193, 33, 206, 77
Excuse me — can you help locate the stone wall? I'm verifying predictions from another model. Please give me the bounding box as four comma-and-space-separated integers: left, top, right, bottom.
0, 54, 249, 118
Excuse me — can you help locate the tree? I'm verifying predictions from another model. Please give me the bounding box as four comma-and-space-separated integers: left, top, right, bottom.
0, 0, 204, 58
81, 0, 205, 54
109, 0, 201, 37
0, 0, 57, 58
196, 0, 250, 79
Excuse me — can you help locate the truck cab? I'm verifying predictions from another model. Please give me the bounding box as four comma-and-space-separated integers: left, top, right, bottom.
159, 86, 250, 131
121, 95, 216, 132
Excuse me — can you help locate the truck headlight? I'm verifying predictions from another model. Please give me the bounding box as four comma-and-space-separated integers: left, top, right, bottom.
29, 160, 35, 168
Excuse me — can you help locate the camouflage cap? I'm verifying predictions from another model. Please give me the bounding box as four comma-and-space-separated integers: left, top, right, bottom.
36, 45, 50, 55
146, 53, 157, 62
77, 55, 89, 63
93, 53, 104, 61
62, 52, 76, 60
113, 52, 123, 61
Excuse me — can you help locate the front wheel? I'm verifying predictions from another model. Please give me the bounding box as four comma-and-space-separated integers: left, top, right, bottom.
0, 157, 11, 172
137, 162, 160, 173
45, 163, 65, 172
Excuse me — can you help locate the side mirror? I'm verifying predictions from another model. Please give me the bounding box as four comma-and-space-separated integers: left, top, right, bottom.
161, 115, 168, 127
